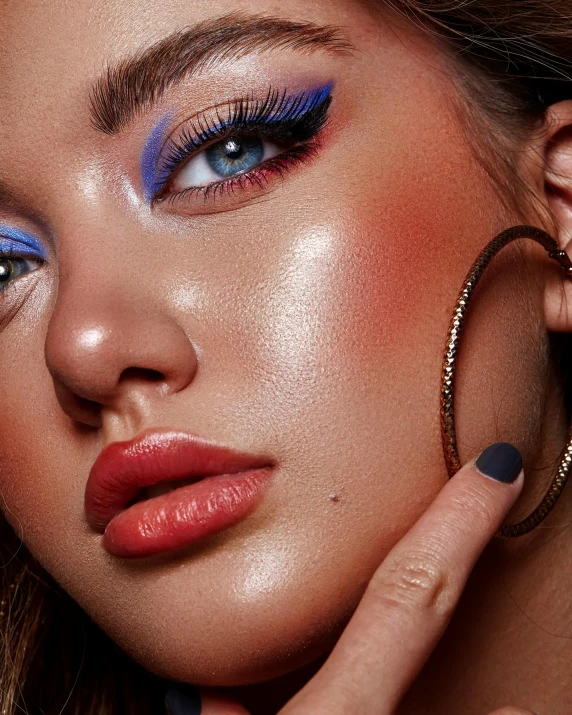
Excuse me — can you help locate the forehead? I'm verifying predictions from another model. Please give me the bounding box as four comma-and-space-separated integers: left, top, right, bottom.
0, 0, 362, 117
0, 0, 374, 198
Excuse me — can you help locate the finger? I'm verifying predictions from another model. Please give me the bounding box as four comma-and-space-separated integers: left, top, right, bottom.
280, 443, 524, 715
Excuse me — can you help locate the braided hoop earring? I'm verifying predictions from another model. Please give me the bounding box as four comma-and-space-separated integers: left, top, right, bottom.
441, 225, 572, 537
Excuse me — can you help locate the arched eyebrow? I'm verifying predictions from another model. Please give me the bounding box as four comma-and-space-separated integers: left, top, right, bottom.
89, 12, 354, 135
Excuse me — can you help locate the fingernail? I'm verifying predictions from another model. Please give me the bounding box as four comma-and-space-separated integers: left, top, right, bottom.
165, 685, 202, 715
475, 442, 522, 484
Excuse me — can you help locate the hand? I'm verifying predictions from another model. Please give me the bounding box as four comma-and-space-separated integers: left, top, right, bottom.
166, 443, 536, 715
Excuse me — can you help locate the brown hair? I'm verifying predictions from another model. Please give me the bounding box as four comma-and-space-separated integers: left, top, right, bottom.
1, 2, 571, 713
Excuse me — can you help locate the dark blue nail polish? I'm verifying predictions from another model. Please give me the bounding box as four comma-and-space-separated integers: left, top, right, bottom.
475, 442, 522, 483
165, 685, 202, 715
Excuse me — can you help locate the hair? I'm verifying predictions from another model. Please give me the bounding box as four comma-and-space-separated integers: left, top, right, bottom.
1, 2, 572, 713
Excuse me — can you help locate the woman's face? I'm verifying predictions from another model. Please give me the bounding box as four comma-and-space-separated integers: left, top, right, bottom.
0, 0, 551, 685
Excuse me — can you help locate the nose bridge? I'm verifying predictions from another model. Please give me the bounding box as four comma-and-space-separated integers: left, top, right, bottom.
45, 224, 199, 412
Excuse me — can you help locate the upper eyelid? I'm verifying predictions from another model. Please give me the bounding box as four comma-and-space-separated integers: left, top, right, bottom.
0, 226, 48, 260
164, 82, 334, 145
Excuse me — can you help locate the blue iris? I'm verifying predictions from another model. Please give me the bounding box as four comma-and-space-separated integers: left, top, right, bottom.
205, 137, 264, 178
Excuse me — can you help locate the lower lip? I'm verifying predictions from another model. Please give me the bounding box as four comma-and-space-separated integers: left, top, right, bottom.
103, 468, 272, 558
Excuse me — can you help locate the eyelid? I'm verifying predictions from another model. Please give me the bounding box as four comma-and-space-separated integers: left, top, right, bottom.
180, 83, 334, 138
148, 82, 334, 200
141, 114, 173, 203
0, 226, 48, 260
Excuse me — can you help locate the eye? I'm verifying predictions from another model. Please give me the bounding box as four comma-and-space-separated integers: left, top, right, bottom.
170, 135, 282, 191
0, 256, 43, 292
150, 83, 334, 212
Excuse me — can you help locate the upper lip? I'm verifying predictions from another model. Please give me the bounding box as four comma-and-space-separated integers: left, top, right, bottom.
85, 429, 273, 531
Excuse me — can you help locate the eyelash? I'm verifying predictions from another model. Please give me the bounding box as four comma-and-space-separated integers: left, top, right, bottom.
152, 85, 333, 205
0, 247, 44, 295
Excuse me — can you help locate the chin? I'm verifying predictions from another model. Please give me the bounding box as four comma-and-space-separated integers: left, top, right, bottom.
104, 580, 355, 687
69, 525, 366, 687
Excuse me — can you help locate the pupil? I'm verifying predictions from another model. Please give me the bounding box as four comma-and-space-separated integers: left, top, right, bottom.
224, 139, 243, 159
0, 261, 12, 284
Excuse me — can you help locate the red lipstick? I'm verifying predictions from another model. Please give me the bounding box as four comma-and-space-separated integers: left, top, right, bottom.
85, 431, 274, 558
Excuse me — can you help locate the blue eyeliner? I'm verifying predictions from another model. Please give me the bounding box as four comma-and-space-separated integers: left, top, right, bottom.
146, 82, 334, 200
141, 113, 173, 203
274, 82, 333, 122
0, 225, 48, 260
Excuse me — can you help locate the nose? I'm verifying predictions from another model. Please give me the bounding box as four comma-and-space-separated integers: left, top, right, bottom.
45, 278, 198, 426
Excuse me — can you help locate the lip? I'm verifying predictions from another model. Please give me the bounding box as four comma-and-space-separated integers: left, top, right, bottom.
85, 430, 274, 559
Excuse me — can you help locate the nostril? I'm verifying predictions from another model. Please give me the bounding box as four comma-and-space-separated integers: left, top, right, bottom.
119, 367, 165, 383
46, 306, 198, 412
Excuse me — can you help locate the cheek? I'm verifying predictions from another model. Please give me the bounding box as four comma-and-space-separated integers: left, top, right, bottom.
0, 369, 88, 570
243, 116, 500, 456
0, 289, 96, 575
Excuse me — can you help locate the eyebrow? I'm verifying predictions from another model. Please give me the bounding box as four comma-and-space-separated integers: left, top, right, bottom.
89, 12, 354, 135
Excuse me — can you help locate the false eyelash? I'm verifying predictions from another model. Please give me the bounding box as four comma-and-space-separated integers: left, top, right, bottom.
152, 84, 332, 199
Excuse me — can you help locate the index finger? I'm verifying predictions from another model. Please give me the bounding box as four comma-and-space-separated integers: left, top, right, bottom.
280, 443, 524, 715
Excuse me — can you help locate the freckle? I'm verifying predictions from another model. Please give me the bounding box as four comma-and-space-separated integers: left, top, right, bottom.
328, 494, 340, 502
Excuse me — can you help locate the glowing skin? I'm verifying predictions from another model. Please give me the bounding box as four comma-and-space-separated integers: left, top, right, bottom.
0, 1, 572, 714
0, 225, 47, 260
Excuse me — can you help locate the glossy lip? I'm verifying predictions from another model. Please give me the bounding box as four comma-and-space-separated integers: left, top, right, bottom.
85, 430, 274, 558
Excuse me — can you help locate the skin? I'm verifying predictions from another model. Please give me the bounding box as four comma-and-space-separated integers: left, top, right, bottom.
198, 461, 531, 714
0, 0, 572, 712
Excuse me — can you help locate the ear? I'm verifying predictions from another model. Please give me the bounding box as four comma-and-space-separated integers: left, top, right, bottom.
542, 100, 572, 332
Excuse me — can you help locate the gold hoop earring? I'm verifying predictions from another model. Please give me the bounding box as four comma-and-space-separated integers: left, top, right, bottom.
440, 225, 572, 537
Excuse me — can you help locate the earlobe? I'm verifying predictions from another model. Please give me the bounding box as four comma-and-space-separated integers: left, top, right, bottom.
542, 101, 572, 332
